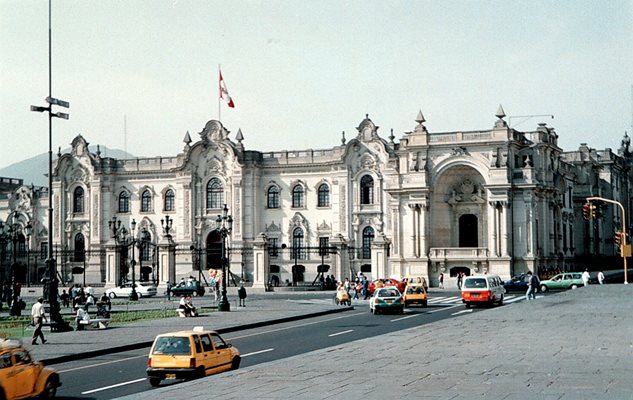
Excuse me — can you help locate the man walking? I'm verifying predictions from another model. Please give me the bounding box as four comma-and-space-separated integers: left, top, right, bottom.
582, 269, 591, 287
525, 271, 538, 301
31, 297, 47, 345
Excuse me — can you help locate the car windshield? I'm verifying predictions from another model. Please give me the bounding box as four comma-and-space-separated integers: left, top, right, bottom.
463, 278, 487, 289
378, 288, 400, 297
152, 337, 191, 355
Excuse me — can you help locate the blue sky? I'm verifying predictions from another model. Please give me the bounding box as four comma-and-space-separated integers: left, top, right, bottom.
1, 0, 631, 169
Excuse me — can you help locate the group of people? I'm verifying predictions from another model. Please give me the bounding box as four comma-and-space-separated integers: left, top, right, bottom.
0, 280, 22, 311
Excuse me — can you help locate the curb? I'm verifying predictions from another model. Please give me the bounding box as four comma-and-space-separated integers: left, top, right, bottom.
41, 306, 355, 366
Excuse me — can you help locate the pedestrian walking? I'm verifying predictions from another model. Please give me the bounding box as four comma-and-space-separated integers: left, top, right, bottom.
362, 276, 370, 300
31, 297, 47, 345
582, 269, 591, 287
166, 281, 172, 300
597, 271, 605, 285
457, 272, 463, 290
439, 273, 444, 289
525, 271, 538, 301
238, 282, 247, 307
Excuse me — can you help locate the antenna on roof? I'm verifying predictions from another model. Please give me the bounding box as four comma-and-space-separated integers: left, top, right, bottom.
124, 114, 128, 156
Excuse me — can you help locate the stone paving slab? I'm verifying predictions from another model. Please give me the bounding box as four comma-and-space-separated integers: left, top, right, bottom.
118, 285, 633, 400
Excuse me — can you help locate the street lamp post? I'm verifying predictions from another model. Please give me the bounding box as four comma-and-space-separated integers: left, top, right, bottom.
0, 213, 32, 316
128, 219, 139, 301
215, 204, 233, 312
30, 0, 70, 330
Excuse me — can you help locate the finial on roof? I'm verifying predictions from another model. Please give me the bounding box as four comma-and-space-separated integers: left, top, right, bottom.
415, 110, 425, 124
183, 130, 192, 145
494, 104, 508, 128
495, 104, 506, 119
236, 128, 244, 142
365, 113, 369, 120
96, 144, 101, 157
57, 146, 61, 157
341, 131, 346, 145
389, 128, 395, 143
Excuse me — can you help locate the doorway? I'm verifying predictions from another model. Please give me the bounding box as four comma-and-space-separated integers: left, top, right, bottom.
459, 214, 478, 247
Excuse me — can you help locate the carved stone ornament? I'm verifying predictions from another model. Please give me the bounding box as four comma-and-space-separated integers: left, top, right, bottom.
199, 120, 228, 143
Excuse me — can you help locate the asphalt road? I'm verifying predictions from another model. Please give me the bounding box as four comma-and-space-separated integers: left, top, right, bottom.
51, 292, 528, 399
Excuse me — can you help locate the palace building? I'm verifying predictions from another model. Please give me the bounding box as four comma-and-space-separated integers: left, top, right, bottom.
1, 107, 631, 289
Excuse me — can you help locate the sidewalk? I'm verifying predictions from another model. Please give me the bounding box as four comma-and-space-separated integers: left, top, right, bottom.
21, 292, 351, 365
118, 285, 633, 400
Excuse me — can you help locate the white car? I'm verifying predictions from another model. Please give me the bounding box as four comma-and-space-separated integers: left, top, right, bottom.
369, 286, 405, 315
106, 282, 157, 298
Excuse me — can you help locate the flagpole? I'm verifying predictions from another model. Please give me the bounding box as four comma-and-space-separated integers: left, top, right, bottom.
218, 64, 221, 122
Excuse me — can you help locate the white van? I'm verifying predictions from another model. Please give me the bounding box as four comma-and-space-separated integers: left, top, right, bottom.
461, 274, 504, 308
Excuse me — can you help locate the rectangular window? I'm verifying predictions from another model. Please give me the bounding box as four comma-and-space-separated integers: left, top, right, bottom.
268, 238, 279, 257
319, 237, 330, 257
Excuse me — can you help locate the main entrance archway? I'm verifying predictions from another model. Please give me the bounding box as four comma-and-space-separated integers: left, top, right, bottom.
206, 231, 222, 269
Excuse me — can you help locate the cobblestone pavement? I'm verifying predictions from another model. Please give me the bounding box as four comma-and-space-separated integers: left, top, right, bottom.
116, 285, 633, 400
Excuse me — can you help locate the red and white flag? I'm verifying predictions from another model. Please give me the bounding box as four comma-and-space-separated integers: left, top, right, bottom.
219, 70, 235, 108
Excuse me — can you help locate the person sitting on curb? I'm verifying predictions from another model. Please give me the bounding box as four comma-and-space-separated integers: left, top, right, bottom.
178, 295, 197, 317
75, 305, 88, 331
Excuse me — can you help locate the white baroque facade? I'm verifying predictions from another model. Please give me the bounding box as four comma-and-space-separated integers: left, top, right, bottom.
2, 107, 631, 289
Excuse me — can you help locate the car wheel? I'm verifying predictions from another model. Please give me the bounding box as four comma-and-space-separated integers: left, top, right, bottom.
41, 377, 57, 399
571, 284, 578, 289
149, 377, 161, 387
231, 356, 241, 370
540, 284, 548, 293
0, 388, 6, 400
195, 366, 206, 380
498, 295, 504, 306
108, 292, 117, 299
503, 287, 509, 294
422, 300, 428, 307
465, 303, 471, 308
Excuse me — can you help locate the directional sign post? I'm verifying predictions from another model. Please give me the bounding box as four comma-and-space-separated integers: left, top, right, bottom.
46, 96, 70, 108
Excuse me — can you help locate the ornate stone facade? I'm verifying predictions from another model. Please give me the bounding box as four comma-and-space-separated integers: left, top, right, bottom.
2, 108, 632, 289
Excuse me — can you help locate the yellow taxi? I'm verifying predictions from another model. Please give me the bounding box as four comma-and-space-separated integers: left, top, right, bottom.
146, 327, 240, 387
403, 276, 428, 307
0, 338, 61, 399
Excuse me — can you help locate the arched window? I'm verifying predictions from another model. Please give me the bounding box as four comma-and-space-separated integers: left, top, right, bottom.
317, 184, 330, 207
141, 190, 152, 212
206, 178, 224, 209
164, 189, 175, 211
292, 227, 305, 260
73, 187, 84, 213
74, 233, 85, 262
118, 192, 130, 213
267, 186, 280, 209
362, 226, 374, 259
292, 185, 304, 208
360, 175, 374, 205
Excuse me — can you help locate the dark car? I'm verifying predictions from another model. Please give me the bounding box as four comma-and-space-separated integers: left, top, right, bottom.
503, 274, 530, 294
169, 281, 206, 297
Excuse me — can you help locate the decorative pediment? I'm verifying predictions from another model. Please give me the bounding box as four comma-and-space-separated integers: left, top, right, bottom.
71, 135, 90, 157
265, 221, 281, 233
199, 120, 229, 143
316, 220, 331, 233
356, 114, 379, 142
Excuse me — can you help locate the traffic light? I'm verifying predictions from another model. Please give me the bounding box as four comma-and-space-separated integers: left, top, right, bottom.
589, 203, 596, 219
615, 231, 622, 247
582, 203, 591, 219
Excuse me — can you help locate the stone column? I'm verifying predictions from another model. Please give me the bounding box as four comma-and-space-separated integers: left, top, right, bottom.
158, 235, 176, 289
251, 233, 269, 289
488, 201, 498, 257
501, 201, 510, 257
105, 240, 119, 287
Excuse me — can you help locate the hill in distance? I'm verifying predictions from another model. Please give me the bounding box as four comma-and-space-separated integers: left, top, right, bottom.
0, 146, 134, 187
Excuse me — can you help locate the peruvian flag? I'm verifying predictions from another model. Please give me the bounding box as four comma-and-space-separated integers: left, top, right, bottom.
219, 70, 235, 108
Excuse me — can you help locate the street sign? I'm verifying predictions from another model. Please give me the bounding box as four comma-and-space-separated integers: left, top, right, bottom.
53, 112, 69, 120
45, 96, 70, 108
30, 105, 49, 112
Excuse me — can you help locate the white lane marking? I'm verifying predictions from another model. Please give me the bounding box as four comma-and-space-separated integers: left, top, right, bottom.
506, 296, 525, 303
451, 309, 473, 316
242, 348, 274, 357
81, 378, 146, 394
328, 329, 354, 337
228, 311, 365, 340
57, 354, 147, 373
425, 304, 463, 313
390, 314, 420, 322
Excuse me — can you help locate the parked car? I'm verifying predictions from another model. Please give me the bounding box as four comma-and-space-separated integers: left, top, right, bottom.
539, 273, 583, 292
169, 280, 206, 297
503, 274, 530, 294
0, 338, 61, 399
106, 282, 157, 299
361, 278, 406, 297
461, 275, 504, 307
369, 286, 405, 315
146, 327, 240, 387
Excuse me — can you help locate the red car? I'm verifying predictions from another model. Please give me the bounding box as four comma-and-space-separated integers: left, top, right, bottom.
356, 278, 405, 296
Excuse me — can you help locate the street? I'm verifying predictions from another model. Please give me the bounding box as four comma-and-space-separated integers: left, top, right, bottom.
51, 291, 528, 399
